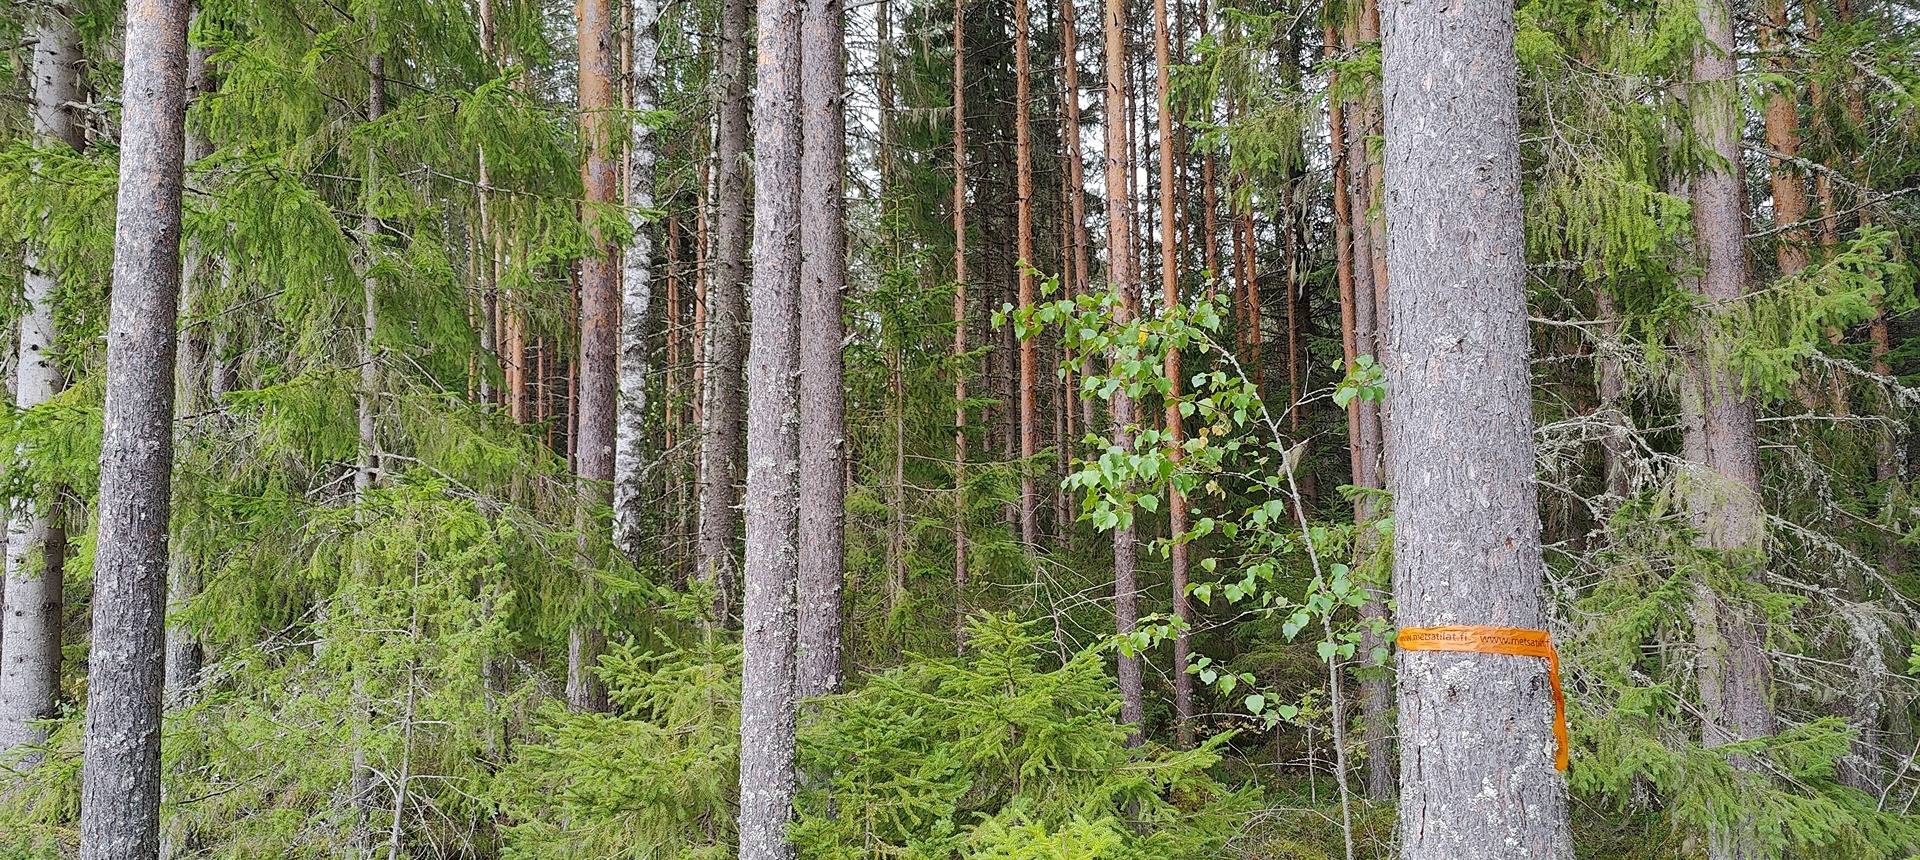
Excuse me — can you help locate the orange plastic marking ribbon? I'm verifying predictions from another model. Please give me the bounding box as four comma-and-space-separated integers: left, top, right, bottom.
1396, 625, 1569, 771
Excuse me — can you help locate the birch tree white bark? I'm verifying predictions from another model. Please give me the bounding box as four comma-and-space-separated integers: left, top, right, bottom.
0, 0, 82, 767
615, 0, 662, 562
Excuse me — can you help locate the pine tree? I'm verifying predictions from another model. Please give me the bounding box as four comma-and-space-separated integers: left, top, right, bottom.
702, 0, 754, 619
1152, 0, 1192, 748
77, 0, 193, 855
796, 0, 848, 699
1101, 0, 1144, 737
1379, 0, 1573, 851
737, 0, 805, 851
1684, 0, 1778, 854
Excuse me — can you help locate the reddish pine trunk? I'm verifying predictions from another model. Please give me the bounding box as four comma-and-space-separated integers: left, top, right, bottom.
1103, 0, 1145, 739
1014, 0, 1040, 547
795, 0, 848, 700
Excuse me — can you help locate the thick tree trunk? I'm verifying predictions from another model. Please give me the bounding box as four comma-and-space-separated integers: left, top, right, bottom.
1102, 0, 1144, 739
736, 0, 804, 850
1014, 0, 1040, 548
1378, 0, 1573, 852
1684, 1, 1777, 853
1, 0, 82, 767
700, 0, 753, 621
615, 0, 663, 564
569, 0, 619, 713
795, 0, 847, 701
951, 0, 971, 649
1152, 0, 1192, 750
77, 0, 191, 856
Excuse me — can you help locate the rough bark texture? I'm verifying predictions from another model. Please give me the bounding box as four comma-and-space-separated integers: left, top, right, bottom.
1013, 0, 1040, 548
700, 0, 753, 620
1378, 0, 1573, 853
950, 0, 970, 649
1102, 0, 1144, 738
615, 0, 663, 562
1, 0, 82, 766
1334, 9, 1394, 803
795, 0, 848, 701
1152, 0, 1192, 750
1059, 0, 1091, 306
77, 0, 191, 856
1759, 0, 1809, 277
569, 0, 618, 712
736, 0, 804, 851
162, 26, 217, 727
1059, 0, 1098, 439
1684, 1, 1776, 853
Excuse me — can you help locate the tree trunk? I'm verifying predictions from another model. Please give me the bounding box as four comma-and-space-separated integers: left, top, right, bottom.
737, 0, 804, 849
1684, 0, 1777, 853
1059, 0, 1098, 440
1594, 286, 1633, 501
1102, 0, 1144, 739
795, 0, 848, 701
77, 0, 191, 856
477, 0, 499, 407
1378, 0, 1573, 852
951, 0, 971, 650
1151, 0, 1192, 750
1, 0, 82, 767
701, 0, 753, 621
1014, 0, 1040, 549
569, 0, 619, 713
163, 16, 216, 719
615, 0, 663, 564
1334, 6, 1394, 803
1760, 0, 1809, 279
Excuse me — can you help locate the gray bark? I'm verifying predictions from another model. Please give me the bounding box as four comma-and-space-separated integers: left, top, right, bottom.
0, 0, 82, 767
77, 0, 192, 856
1101, 0, 1144, 738
1682, 1, 1775, 848
1594, 286, 1633, 501
736, 0, 803, 850
477, 0, 498, 407
794, 0, 847, 701
162, 26, 218, 721
614, 0, 662, 563
699, 0, 753, 621
1378, 0, 1573, 853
